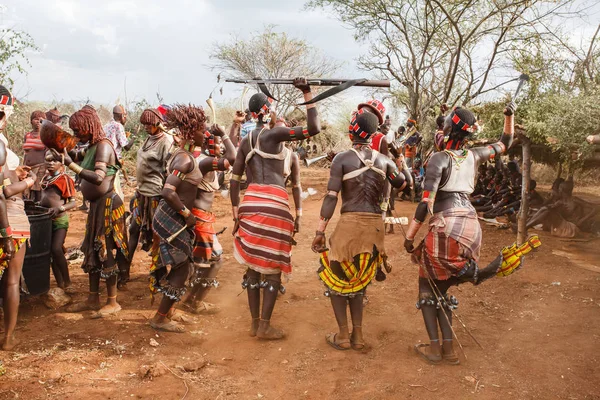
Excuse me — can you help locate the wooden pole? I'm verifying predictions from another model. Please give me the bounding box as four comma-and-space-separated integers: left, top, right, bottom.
517, 134, 531, 245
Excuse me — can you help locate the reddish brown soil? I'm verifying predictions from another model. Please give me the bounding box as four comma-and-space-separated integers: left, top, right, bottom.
1, 168, 599, 399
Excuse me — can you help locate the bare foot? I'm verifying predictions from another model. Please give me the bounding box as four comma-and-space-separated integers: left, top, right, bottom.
149, 318, 185, 333
249, 318, 259, 337
2, 335, 19, 351
90, 303, 122, 319
65, 301, 101, 313
256, 321, 285, 340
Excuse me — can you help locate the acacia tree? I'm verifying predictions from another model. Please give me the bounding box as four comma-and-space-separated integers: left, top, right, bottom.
0, 28, 37, 88
308, 0, 581, 125
210, 26, 341, 117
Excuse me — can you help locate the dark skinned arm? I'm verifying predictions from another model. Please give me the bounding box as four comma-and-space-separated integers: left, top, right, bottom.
197, 125, 237, 174
161, 152, 197, 227
404, 152, 446, 252
123, 136, 136, 152
385, 158, 407, 189
266, 78, 321, 143
230, 136, 249, 234
230, 111, 245, 147
62, 197, 78, 211
290, 152, 302, 233
212, 123, 237, 165
472, 102, 515, 166
0, 141, 15, 260
3, 180, 31, 198
3, 165, 37, 198
379, 137, 390, 157
311, 154, 343, 253
53, 141, 113, 186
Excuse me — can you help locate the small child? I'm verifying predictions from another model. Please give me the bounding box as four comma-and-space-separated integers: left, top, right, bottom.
40, 153, 77, 291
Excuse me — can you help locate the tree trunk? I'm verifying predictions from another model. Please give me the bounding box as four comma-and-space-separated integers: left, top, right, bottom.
517, 135, 531, 245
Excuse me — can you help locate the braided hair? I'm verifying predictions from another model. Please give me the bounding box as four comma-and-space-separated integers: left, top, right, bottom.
140, 108, 163, 126
164, 104, 206, 141
69, 107, 105, 144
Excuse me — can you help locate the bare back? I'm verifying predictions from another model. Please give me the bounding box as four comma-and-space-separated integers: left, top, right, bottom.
330, 147, 404, 215
241, 128, 288, 188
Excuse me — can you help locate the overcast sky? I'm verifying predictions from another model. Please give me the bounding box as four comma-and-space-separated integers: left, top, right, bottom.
2, 0, 599, 120
1, 0, 369, 109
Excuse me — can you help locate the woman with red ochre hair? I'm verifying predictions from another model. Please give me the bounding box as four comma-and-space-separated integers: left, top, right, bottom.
49, 106, 129, 319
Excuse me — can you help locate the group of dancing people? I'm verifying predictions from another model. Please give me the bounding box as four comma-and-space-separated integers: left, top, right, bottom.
0, 80, 541, 364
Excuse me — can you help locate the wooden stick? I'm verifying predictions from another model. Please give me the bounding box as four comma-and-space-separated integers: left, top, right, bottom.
226, 78, 390, 88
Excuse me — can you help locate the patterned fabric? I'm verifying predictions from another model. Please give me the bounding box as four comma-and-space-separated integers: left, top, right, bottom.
318, 249, 381, 295
0, 238, 27, 280
233, 184, 294, 276
415, 207, 482, 280
130, 191, 160, 252
497, 235, 542, 277
192, 208, 223, 263
150, 199, 193, 299
240, 121, 256, 139
6, 198, 30, 239
103, 120, 128, 158
23, 132, 46, 151
82, 192, 129, 278
52, 214, 69, 231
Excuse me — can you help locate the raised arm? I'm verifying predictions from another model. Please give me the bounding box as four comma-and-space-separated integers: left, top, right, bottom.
472, 102, 515, 166
403, 152, 446, 252
290, 152, 302, 233
161, 153, 197, 227
267, 78, 321, 143
217, 124, 237, 165
311, 154, 343, 253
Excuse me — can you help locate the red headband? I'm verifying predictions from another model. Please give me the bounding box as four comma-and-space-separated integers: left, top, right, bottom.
450, 111, 477, 133
250, 98, 273, 119
348, 109, 372, 140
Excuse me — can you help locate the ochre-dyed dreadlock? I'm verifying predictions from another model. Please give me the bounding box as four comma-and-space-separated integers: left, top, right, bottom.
69, 107, 105, 144
140, 108, 163, 126
164, 104, 206, 141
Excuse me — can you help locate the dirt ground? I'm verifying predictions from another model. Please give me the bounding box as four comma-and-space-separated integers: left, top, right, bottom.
1, 168, 599, 400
